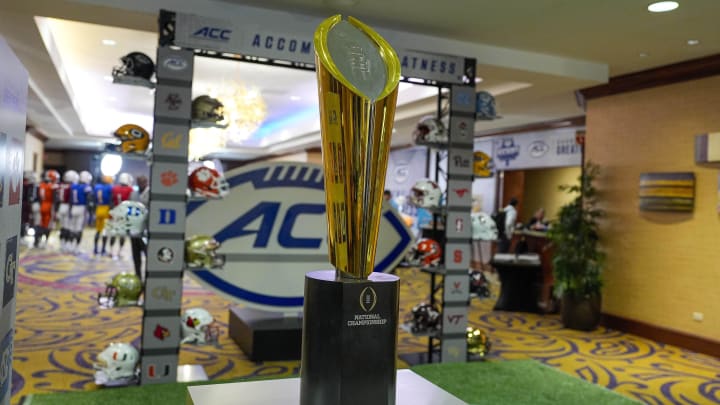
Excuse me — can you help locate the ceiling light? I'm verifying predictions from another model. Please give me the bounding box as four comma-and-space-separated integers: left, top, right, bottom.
290, 96, 301, 101
100, 154, 122, 176
687, 39, 700, 45
474, 77, 483, 84
639, 52, 649, 58
101, 39, 116, 46
647, 1, 679, 13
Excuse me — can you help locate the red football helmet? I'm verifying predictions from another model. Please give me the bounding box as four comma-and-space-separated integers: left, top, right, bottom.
406, 238, 442, 267
188, 167, 229, 198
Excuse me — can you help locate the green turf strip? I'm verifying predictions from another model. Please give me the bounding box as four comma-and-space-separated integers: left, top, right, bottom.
23, 360, 640, 405
411, 360, 640, 405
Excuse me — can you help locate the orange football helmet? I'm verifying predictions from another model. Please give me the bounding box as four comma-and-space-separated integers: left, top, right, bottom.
188, 167, 229, 199
113, 124, 150, 154
406, 238, 442, 267
44, 169, 60, 183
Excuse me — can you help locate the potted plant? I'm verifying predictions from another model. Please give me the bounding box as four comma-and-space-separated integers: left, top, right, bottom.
547, 162, 605, 331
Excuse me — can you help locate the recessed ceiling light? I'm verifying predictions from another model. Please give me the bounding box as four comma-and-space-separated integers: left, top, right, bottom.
687, 39, 700, 45
639, 52, 649, 58
647, 1, 679, 13
102, 39, 116, 46
290, 96, 301, 101
474, 77, 483, 84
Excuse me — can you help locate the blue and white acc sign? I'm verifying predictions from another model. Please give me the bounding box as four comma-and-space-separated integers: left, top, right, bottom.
185, 162, 414, 313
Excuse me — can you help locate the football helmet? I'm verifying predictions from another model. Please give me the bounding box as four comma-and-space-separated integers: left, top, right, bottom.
188, 167, 229, 199
413, 116, 448, 145
466, 327, 491, 357
181, 307, 220, 345
63, 170, 79, 184
476, 91, 499, 121
117, 172, 133, 186
473, 151, 494, 178
405, 238, 442, 267
106, 201, 147, 237
112, 52, 155, 81
185, 235, 226, 269
94, 342, 139, 385
44, 170, 60, 183
192, 96, 225, 124
410, 179, 442, 208
470, 270, 491, 298
471, 212, 498, 241
97, 272, 143, 308
80, 170, 93, 184
408, 302, 441, 334
114, 124, 151, 154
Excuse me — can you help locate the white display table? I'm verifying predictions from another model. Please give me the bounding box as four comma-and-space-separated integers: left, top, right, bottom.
186, 369, 467, 405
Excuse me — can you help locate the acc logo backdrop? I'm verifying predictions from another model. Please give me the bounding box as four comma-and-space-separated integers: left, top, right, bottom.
186, 162, 414, 313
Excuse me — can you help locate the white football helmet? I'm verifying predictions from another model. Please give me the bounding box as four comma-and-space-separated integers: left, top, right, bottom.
80, 170, 93, 184
410, 179, 443, 208
106, 201, 148, 236
413, 116, 448, 145
118, 172, 133, 186
181, 307, 220, 345
63, 170, 79, 184
472, 212, 498, 241
93, 342, 139, 385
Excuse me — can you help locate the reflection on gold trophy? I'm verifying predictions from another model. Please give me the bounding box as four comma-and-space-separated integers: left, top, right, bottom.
314, 15, 401, 280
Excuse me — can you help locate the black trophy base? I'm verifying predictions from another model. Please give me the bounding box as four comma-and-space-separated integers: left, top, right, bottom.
228, 306, 303, 361
300, 270, 400, 405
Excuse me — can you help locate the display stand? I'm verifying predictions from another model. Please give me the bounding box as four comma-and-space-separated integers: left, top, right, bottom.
131, 9, 478, 383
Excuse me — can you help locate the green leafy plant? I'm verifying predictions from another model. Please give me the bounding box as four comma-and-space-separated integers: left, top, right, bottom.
547, 162, 605, 299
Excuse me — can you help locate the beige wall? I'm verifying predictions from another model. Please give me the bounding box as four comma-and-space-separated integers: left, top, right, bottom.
586, 75, 720, 341
522, 166, 581, 223
24, 132, 44, 173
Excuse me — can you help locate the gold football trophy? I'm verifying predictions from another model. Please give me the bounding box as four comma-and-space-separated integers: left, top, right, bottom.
315, 15, 400, 280
300, 15, 402, 405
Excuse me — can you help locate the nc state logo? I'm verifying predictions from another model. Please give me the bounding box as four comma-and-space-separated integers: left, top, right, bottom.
153, 324, 170, 340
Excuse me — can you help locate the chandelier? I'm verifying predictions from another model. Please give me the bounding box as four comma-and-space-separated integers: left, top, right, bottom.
188, 81, 268, 161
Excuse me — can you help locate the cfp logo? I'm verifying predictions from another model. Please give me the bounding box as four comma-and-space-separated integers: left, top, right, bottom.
359, 287, 377, 312
4, 254, 14, 287
161, 132, 183, 150
4, 236, 17, 308
158, 208, 177, 225
152, 286, 176, 302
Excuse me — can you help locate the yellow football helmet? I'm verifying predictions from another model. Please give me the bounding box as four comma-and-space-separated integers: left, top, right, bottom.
473, 151, 494, 178
114, 124, 150, 154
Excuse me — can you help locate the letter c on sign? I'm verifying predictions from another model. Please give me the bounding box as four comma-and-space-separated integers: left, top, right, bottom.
278, 204, 325, 248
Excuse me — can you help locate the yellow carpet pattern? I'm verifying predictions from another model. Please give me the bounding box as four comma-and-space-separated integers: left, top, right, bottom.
10, 237, 720, 405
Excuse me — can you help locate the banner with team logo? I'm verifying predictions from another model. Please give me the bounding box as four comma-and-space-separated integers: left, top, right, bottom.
488, 128, 583, 171
0, 36, 27, 405
185, 162, 414, 313
170, 10, 471, 84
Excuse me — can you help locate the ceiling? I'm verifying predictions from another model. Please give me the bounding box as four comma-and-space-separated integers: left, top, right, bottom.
1, 0, 719, 161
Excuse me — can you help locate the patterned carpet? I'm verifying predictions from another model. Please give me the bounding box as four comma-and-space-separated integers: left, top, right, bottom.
10, 232, 720, 405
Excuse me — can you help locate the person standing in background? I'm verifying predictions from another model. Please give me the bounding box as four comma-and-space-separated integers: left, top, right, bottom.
383, 189, 399, 211
499, 197, 518, 253
67, 171, 94, 253
108, 173, 134, 259
130, 176, 149, 280
35, 170, 59, 248
93, 175, 114, 256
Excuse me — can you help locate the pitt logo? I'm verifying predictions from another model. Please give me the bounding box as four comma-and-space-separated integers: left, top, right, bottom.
161, 132, 183, 149
359, 287, 377, 312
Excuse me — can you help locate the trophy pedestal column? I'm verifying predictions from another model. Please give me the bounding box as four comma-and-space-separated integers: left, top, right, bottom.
300, 270, 399, 405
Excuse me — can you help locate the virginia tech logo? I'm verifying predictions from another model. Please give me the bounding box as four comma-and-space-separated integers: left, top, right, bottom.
359, 287, 377, 312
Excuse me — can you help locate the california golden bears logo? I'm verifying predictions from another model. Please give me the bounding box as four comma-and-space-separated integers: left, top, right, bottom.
473, 151, 494, 178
